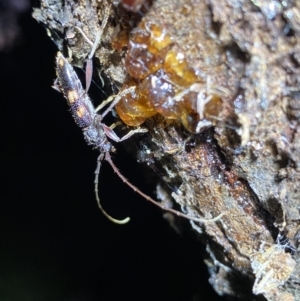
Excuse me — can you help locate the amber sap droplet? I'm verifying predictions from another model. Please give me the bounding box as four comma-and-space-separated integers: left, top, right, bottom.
164, 50, 201, 87
125, 42, 161, 79
115, 83, 157, 126
139, 70, 187, 119
203, 95, 223, 120
130, 23, 151, 44
147, 23, 172, 52
116, 101, 146, 126
117, 21, 224, 133
125, 21, 172, 79
116, 90, 146, 126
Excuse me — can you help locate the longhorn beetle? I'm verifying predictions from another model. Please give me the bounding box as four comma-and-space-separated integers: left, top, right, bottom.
54, 52, 226, 224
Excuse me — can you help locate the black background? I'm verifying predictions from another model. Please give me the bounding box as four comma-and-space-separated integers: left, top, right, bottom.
0, 2, 223, 301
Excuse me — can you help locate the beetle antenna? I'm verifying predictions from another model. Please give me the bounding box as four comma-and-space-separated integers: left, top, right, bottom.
95, 153, 130, 224
104, 152, 225, 223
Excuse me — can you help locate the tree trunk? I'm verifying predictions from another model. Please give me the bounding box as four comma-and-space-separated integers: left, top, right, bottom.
33, 0, 300, 300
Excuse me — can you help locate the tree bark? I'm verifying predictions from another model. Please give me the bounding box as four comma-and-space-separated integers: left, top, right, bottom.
33, 0, 300, 300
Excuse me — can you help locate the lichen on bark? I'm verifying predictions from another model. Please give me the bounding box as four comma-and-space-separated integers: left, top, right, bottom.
33, 0, 300, 300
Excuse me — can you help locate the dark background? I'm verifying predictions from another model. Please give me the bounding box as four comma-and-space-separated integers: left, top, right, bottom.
0, 1, 222, 300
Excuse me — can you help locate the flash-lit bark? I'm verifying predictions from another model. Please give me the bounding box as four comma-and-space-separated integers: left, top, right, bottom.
33, 1, 300, 300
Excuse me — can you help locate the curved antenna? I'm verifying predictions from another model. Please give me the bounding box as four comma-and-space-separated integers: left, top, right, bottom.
105, 152, 225, 224
95, 154, 130, 224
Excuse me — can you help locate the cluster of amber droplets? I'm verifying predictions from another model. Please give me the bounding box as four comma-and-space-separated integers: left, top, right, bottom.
114, 21, 222, 133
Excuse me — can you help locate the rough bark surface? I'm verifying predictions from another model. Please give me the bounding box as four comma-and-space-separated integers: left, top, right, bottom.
33, 0, 300, 300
